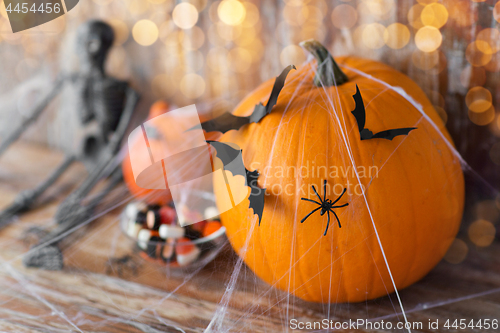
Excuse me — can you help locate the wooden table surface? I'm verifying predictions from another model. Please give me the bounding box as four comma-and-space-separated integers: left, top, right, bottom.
0, 142, 498, 333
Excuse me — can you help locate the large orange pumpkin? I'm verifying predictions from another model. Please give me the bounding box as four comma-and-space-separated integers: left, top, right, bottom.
214, 41, 464, 303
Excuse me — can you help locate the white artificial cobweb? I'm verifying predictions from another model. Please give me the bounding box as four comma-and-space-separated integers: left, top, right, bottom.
0, 55, 498, 333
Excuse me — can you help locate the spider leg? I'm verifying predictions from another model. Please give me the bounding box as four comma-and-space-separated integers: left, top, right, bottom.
301, 207, 321, 223
331, 209, 342, 228
332, 188, 347, 205
301, 198, 322, 205
323, 179, 327, 201
324, 210, 330, 236
311, 185, 323, 203
332, 203, 349, 209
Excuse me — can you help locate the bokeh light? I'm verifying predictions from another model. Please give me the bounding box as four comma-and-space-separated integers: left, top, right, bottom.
283, 4, 309, 26
108, 19, 129, 46
362, 23, 385, 49
443, 238, 468, 264
408, 4, 425, 29
331, 4, 358, 29
242, 2, 260, 27
180, 73, 206, 98
178, 27, 205, 50
415, 26, 442, 52
128, 0, 149, 15
416, 0, 438, 4
280, 44, 306, 68
468, 106, 495, 126
364, 0, 395, 19
466, 86, 492, 113
476, 28, 500, 54
495, 1, 500, 23
411, 49, 439, 70
466, 41, 493, 67
420, 3, 448, 29
449, 0, 476, 27
228, 47, 252, 73
218, 0, 246, 26
151, 73, 177, 98
475, 200, 500, 222
468, 219, 496, 247
384, 23, 410, 49
132, 20, 159, 46
173, 3, 199, 29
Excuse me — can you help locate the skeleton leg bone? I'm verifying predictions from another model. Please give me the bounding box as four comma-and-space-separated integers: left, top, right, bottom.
23, 165, 123, 270
0, 155, 76, 228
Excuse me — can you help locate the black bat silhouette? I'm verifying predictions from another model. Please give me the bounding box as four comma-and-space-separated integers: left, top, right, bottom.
351, 84, 417, 140
207, 141, 266, 225
199, 65, 296, 134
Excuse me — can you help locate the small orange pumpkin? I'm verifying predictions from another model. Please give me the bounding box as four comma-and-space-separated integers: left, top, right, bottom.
122, 100, 172, 204
215, 41, 464, 303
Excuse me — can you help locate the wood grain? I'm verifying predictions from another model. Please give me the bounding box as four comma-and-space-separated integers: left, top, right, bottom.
0, 142, 498, 332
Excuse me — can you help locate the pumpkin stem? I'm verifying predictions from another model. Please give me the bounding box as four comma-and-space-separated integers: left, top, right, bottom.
300, 39, 348, 87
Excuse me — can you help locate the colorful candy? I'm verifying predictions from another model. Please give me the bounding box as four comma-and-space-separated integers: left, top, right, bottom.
159, 224, 185, 239
122, 201, 223, 267
203, 221, 222, 238
175, 238, 201, 266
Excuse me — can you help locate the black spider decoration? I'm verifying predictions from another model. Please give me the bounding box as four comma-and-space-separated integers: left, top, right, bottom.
301, 180, 349, 236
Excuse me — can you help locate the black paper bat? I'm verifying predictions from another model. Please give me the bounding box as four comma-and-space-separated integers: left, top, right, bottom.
351, 85, 417, 140
207, 141, 266, 225
199, 65, 296, 134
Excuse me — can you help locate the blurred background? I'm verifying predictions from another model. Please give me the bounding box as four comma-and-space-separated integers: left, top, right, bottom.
0, 0, 498, 257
